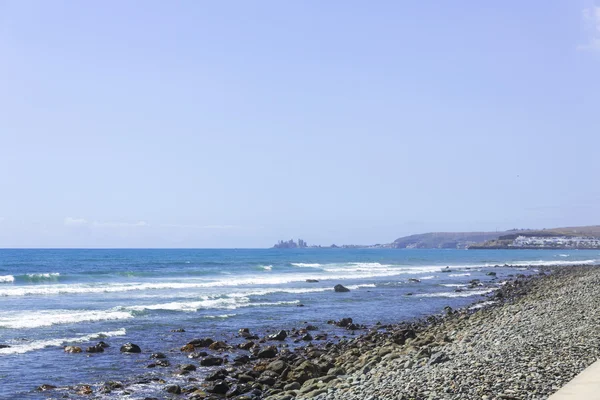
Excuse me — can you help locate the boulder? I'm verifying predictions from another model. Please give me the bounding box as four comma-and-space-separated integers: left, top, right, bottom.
180, 344, 195, 352
306, 279, 319, 283
257, 345, 278, 358
267, 330, 287, 341
171, 328, 185, 332
301, 333, 313, 341
150, 352, 166, 359
487, 271, 497, 276
97, 341, 110, 348
164, 384, 181, 394
36, 384, 57, 391
64, 346, 82, 353
206, 380, 229, 394
120, 343, 141, 353
267, 359, 288, 374
86, 344, 105, 353
334, 284, 350, 292
336, 318, 353, 327
305, 324, 318, 331
179, 364, 197, 372
187, 338, 214, 348
408, 278, 421, 283
286, 360, 319, 384
208, 341, 230, 350
76, 385, 93, 395
234, 355, 251, 365
206, 368, 228, 381
237, 341, 255, 350
188, 351, 207, 358
200, 356, 223, 366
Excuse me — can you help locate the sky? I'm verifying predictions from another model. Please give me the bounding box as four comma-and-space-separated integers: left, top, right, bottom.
0, 1, 599, 248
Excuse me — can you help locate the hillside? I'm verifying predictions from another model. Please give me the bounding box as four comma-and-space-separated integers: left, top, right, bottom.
390, 231, 514, 249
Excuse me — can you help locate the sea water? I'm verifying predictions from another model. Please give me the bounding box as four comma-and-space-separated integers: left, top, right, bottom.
0, 248, 597, 399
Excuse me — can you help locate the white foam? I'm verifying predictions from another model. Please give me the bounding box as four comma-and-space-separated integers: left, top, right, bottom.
418, 275, 436, 280
204, 314, 236, 319
0, 328, 127, 355
0, 275, 15, 283
558, 254, 570, 257
0, 310, 133, 329
26, 273, 60, 279
415, 289, 494, 298
259, 265, 272, 271
123, 298, 300, 313
291, 263, 322, 268
448, 273, 471, 277
440, 284, 467, 288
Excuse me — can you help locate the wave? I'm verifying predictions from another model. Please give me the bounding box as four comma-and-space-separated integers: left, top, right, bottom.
415, 289, 494, 298
258, 265, 272, 271
448, 273, 471, 277
25, 272, 61, 281
0, 275, 15, 283
124, 298, 300, 313
0, 310, 133, 329
290, 263, 322, 268
440, 283, 467, 288
204, 314, 236, 319
0, 328, 127, 355
418, 275, 436, 280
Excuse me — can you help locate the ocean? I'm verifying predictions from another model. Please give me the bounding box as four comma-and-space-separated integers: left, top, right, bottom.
0, 248, 598, 399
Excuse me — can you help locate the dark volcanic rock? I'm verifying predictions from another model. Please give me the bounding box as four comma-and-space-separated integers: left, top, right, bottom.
179, 364, 197, 372
200, 356, 224, 366
120, 343, 141, 353
301, 333, 313, 341
306, 279, 319, 283
206, 369, 228, 381
334, 284, 350, 292
171, 328, 185, 332
150, 352, 166, 359
257, 345, 278, 358
336, 317, 353, 327
36, 384, 57, 391
234, 354, 251, 365
267, 330, 287, 341
187, 338, 215, 348
0, 344, 10, 349
86, 344, 105, 353
206, 380, 229, 394
208, 340, 230, 350
164, 384, 181, 394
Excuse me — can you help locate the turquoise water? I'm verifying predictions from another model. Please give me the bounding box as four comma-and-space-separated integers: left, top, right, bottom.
0, 248, 598, 399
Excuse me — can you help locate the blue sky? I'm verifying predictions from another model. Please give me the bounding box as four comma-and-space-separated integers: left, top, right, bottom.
1, 1, 599, 248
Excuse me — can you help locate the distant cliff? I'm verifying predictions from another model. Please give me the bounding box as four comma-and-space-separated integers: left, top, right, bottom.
390, 231, 512, 249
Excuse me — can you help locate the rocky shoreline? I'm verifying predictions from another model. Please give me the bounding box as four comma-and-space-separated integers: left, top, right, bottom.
33, 265, 600, 399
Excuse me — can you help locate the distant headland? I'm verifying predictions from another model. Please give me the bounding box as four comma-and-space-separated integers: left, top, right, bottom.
272, 225, 600, 250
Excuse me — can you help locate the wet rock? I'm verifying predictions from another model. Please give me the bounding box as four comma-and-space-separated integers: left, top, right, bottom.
64, 346, 82, 353
86, 344, 105, 353
267, 359, 288, 374
180, 344, 195, 352
187, 338, 214, 348
120, 343, 141, 353
98, 381, 123, 394
301, 333, 313, 341
171, 328, 185, 332
97, 341, 110, 348
0, 344, 10, 349
150, 352, 166, 359
441, 266, 452, 273
336, 318, 353, 327
208, 340, 230, 350
206, 368, 228, 381
206, 380, 229, 394
234, 354, 251, 365
287, 360, 319, 384
226, 384, 251, 397
179, 363, 197, 372
257, 345, 278, 358
334, 284, 350, 292
306, 279, 319, 283
200, 356, 224, 366
487, 271, 497, 276
408, 278, 421, 283
76, 385, 93, 395
305, 324, 318, 331
238, 341, 255, 350
164, 384, 181, 394
267, 330, 287, 341
36, 384, 57, 391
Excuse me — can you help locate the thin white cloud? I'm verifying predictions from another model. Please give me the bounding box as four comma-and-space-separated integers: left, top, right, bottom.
64, 218, 149, 228
64, 217, 88, 226
92, 221, 149, 228
160, 223, 243, 230
579, 6, 600, 51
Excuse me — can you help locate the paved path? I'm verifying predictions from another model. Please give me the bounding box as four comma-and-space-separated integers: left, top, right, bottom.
548, 359, 600, 399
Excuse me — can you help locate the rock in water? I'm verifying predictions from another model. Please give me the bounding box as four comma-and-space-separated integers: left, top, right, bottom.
267, 330, 287, 341
64, 346, 82, 353
257, 345, 278, 358
120, 343, 141, 353
200, 356, 224, 366
36, 384, 57, 391
164, 384, 181, 394
334, 284, 350, 292
0, 344, 11, 349
86, 344, 105, 353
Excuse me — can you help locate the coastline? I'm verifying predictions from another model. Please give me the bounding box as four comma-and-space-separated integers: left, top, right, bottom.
27, 263, 600, 399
